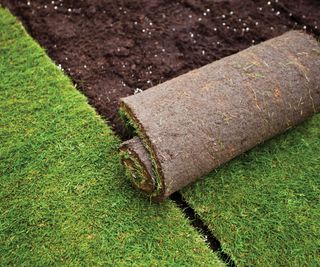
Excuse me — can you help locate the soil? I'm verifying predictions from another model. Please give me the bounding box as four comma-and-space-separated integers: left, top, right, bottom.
1, 0, 319, 137
276, 0, 320, 35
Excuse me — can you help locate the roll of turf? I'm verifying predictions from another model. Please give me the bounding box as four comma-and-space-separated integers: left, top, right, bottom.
119, 31, 320, 202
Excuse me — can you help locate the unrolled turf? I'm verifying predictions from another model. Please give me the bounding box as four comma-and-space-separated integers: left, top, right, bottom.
120, 31, 320, 201
0, 9, 223, 266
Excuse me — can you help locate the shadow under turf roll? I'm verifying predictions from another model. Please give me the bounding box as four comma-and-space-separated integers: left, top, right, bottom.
119, 31, 320, 202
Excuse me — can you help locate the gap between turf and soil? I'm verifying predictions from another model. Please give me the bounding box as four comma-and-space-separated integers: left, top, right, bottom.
170, 192, 236, 267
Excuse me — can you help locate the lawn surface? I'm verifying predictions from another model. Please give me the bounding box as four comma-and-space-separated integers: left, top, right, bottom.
182, 114, 320, 266
0, 8, 223, 266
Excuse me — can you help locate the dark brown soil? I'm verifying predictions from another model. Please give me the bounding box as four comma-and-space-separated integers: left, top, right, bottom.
1, 0, 318, 136
275, 0, 320, 35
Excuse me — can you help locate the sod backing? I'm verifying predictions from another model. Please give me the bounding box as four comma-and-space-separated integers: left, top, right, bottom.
119, 31, 320, 201
182, 114, 320, 266
0, 8, 223, 266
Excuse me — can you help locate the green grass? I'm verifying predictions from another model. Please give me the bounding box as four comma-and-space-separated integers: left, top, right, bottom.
182, 115, 320, 265
0, 8, 224, 266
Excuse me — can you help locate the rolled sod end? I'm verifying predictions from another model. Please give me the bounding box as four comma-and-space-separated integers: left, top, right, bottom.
120, 137, 156, 194
119, 30, 320, 202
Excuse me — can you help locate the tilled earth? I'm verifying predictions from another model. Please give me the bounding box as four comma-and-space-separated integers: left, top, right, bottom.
1, 0, 319, 136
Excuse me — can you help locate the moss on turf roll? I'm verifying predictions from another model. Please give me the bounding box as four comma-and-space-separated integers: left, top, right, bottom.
119, 31, 320, 201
